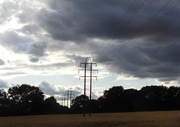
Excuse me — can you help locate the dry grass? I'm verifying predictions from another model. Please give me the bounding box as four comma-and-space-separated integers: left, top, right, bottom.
0, 111, 180, 127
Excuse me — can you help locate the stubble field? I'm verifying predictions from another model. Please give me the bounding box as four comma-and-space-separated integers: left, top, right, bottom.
0, 111, 180, 127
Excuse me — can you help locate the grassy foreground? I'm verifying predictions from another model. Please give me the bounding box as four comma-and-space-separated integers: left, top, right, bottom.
0, 111, 180, 127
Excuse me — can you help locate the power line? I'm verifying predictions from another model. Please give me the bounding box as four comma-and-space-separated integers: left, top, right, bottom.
108, 0, 175, 59
95, 0, 178, 63
94, 0, 145, 61
135, 0, 180, 49
93, 0, 137, 56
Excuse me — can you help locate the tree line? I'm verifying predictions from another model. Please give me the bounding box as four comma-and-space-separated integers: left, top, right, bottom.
71, 85, 180, 113
0, 84, 70, 116
1, 84, 180, 116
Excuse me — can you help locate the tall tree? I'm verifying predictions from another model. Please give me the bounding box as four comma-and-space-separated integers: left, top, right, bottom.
44, 96, 61, 114
101, 86, 125, 112
8, 84, 45, 115
0, 89, 10, 116
139, 86, 167, 111
162, 86, 180, 110
71, 95, 89, 113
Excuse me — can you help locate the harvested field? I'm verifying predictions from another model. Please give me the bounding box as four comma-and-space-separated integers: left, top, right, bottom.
0, 111, 180, 127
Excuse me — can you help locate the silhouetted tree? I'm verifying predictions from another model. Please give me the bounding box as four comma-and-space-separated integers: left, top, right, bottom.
8, 84, 45, 115
71, 95, 89, 113
101, 86, 126, 112
0, 90, 10, 116
101, 86, 140, 112
139, 86, 167, 111
162, 86, 180, 110
123, 88, 139, 111
44, 96, 67, 114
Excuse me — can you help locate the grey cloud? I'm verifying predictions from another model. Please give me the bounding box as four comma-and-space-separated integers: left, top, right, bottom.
98, 41, 180, 82
39, 81, 82, 97
1, 72, 26, 76
39, 81, 64, 95
67, 55, 88, 66
0, 1, 18, 23
29, 56, 39, 63
37, 0, 125, 41
0, 31, 47, 58
0, 31, 32, 53
0, 1, 47, 57
0, 59, 5, 65
36, 0, 180, 42
0, 80, 9, 88
21, 24, 41, 35
91, 92, 98, 99
28, 62, 70, 71
30, 42, 47, 56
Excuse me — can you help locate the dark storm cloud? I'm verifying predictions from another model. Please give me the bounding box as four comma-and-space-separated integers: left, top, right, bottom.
98, 42, 180, 82
38, 0, 129, 41
35, 0, 180, 82
37, 0, 180, 42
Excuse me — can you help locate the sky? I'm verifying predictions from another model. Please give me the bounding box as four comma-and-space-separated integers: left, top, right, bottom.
0, 0, 180, 102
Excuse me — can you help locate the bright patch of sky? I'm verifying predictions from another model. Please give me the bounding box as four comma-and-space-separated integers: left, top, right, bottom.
0, 17, 24, 33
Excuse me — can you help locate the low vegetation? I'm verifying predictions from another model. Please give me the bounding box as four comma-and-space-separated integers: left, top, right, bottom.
0, 111, 180, 127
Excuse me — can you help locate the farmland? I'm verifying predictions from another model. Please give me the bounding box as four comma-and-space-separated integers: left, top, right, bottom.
0, 111, 180, 127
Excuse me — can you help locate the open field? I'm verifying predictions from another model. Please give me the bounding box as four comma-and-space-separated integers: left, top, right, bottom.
0, 111, 180, 127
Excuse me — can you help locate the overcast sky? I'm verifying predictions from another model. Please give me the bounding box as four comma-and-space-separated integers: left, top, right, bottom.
0, 0, 180, 101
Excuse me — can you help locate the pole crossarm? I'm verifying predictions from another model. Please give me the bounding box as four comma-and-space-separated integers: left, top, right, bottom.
79, 69, 98, 71
79, 76, 97, 78
80, 63, 97, 65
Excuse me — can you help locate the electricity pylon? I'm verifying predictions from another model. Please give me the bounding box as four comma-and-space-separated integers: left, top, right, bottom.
79, 57, 98, 116
65, 90, 75, 108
